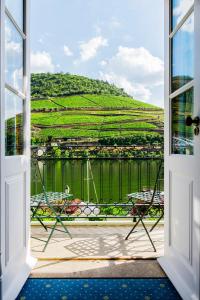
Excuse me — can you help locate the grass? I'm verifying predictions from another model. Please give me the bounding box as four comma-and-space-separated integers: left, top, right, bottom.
31, 99, 60, 109
32, 109, 163, 117
92, 122, 158, 130
31, 94, 164, 140
35, 128, 154, 138
32, 94, 160, 110
32, 113, 135, 126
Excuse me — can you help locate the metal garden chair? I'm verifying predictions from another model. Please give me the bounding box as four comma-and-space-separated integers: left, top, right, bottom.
125, 160, 164, 252
31, 159, 73, 251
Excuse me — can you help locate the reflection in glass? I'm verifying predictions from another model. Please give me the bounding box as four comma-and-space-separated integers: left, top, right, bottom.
5, 16, 23, 92
171, 13, 194, 92
5, 89, 24, 156
5, 0, 23, 30
172, 0, 194, 29
172, 88, 193, 155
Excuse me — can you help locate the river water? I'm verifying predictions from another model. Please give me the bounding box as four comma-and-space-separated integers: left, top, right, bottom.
31, 159, 163, 203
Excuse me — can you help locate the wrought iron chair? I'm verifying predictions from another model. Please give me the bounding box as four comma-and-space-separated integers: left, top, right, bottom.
125, 160, 164, 252
31, 159, 73, 251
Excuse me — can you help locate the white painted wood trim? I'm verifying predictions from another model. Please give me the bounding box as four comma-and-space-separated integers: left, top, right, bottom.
158, 257, 197, 300
0, 1, 36, 299
169, 80, 194, 99
24, 0, 31, 252
161, 1, 200, 300
5, 7, 26, 39
193, 0, 200, 296
169, 5, 194, 38
3, 256, 36, 300
164, 0, 170, 255
0, 0, 6, 294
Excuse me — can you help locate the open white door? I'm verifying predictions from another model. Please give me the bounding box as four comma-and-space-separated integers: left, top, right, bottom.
159, 1, 200, 299
0, 1, 35, 299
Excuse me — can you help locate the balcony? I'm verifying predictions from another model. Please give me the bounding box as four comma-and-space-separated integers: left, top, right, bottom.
31, 224, 164, 277
31, 157, 164, 277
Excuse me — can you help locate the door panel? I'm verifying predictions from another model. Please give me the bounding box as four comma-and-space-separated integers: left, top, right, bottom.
161, 159, 199, 299
170, 173, 192, 261
159, 1, 200, 299
0, 1, 35, 299
5, 173, 25, 266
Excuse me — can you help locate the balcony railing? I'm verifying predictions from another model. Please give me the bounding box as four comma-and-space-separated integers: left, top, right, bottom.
31, 158, 164, 221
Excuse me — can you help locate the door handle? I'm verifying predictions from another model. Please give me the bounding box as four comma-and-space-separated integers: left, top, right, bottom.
185, 116, 200, 127
185, 116, 200, 136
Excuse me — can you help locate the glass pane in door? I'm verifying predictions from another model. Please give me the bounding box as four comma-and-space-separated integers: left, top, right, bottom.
172, 0, 194, 29
5, 0, 23, 30
5, 16, 23, 92
171, 88, 193, 155
5, 89, 24, 156
171, 13, 194, 92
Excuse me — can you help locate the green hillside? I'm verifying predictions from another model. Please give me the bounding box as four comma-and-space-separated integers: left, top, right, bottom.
31, 73, 129, 99
31, 94, 158, 110
31, 73, 164, 143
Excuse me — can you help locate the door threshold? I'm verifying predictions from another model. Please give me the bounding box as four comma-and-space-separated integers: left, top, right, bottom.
36, 256, 159, 261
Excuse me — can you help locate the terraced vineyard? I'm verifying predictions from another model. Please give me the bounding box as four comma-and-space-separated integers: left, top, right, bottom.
31, 73, 164, 143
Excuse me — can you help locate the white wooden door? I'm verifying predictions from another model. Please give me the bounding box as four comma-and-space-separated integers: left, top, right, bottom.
0, 1, 35, 300
159, 1, 200, 299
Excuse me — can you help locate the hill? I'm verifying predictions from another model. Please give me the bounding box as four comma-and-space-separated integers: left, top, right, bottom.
31, 73, 164, 145
31, 73, 129, 99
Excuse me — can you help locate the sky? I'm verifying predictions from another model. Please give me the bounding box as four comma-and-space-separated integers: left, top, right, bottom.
30, 0, 164, 107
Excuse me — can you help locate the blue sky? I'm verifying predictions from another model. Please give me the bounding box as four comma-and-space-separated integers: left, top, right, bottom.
31, 0, 164, 107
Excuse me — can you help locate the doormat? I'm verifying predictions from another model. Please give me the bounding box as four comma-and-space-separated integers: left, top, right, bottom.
17, 278, 181, 300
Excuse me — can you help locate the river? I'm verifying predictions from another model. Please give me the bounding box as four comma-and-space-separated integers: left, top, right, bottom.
31, 159, 163, 204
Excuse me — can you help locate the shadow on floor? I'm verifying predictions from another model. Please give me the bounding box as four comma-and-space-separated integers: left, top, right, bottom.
31, 258, 166, 278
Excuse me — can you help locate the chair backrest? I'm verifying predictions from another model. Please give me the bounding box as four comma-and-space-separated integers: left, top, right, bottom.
150, 159, 164, 206
31, 158, 50, 204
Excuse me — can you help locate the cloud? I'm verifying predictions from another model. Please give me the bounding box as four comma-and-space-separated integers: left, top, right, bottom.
94, 25, 102, 35
31, 51, 55, 73
12, 68, 23, 90
63, 45, 73, 56
99, 46, 164, 102
100, 60, 108, 67
38, 38, 44, 44
109, 18, 121, 29
173, 0, 193, 24
173, 0, 193, 32
181, 13, 194, 33
94, 17, 121, 35
6, 41, 21, 54
100, 71, 151, 101
5, 24, 22, 56
105, 46, 164, 86
79, 36, 108, 62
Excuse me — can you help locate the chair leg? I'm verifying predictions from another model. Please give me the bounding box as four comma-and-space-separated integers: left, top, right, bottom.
42, 219, 58, 252
125, 218, 140, 240
31, 207, 48, 231
42, 217, 72, 252
141, 219, 156, 252
58, 202, 73, 239
57, 216, 72, 239
149, 211, 164, 232
36, 217, 48, 231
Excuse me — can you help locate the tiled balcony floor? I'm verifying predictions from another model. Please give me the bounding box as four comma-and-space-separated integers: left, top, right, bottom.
31, 225, 164, 259
31, 224, 164, 278
31, 224, 164, 259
